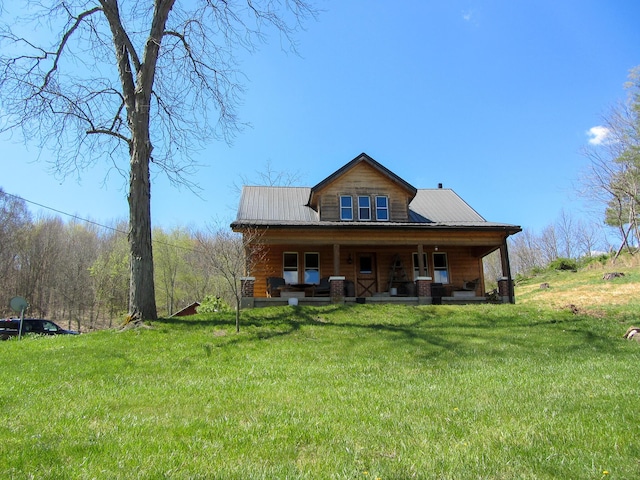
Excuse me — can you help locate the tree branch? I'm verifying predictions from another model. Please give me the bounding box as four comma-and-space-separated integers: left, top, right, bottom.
42, 7, 103, 93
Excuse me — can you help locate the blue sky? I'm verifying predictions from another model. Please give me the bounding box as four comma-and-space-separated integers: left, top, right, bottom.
2, 0, 639, 233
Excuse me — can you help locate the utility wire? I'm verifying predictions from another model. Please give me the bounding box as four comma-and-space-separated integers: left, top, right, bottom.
0, 189, 212, 254
2, 190, 128, 235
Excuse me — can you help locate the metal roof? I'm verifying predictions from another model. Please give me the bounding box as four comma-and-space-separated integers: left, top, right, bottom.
235, 186, 318, 223
233, 185, 519, 232
408, 189, 485, 223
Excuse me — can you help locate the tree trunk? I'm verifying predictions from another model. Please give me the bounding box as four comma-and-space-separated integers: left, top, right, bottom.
128, 135, 158, 320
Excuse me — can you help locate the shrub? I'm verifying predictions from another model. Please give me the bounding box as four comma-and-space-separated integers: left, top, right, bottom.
198, 295, 231, 313
579, 253, 610, 269
549, 257, 578, 272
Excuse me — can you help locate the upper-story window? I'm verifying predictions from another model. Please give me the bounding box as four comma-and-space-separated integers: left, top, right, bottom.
358, 196, 371, 220
376, 196, 389, 221
340, 196, 353, 220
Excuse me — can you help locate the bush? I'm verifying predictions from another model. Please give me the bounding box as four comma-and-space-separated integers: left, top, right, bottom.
549, 257, 578, 272
579, 253, 610, 269
198, 295, 231, 313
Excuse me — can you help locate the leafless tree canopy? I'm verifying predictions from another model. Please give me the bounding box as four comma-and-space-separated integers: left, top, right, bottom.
579, 66, 640, 259
0, 0, 316, 183
196, 226, 266, 332
0, 0, 316, 320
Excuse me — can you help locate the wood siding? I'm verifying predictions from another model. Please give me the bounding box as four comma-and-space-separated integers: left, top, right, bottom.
249, 242, 490, 298
316, 162, 411, 222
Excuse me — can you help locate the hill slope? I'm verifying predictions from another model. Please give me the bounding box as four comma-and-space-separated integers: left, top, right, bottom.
515, 256, 640, 313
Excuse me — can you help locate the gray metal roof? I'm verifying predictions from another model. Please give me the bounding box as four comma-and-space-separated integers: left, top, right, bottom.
233, 186, 519, 231
235, 186, 318, 223
408, 189, 485, 223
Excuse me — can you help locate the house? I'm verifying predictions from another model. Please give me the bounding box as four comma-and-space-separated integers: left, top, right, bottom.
231, 153, 521, 306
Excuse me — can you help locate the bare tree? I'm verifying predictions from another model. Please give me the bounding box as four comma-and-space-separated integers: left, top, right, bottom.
509, 229, 544, 275
580, 66, 640, 260
232, 159, 305, 196
538, 224, 559, 265
0, 1, 316, 320
0, 189, 32, 312
90, 222, 129, 328
555, 209, 577, 259
574, 218, 606, 258
196, 226, 265, 332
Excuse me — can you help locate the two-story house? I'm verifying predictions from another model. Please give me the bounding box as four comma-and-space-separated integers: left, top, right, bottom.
231, 153, 521, 306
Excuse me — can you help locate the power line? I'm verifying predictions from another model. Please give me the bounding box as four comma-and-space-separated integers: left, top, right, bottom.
0, 189, 212, 254
1, 189, 128, 235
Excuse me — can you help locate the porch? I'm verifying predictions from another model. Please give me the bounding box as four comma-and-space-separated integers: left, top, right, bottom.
240, 276, 513, 308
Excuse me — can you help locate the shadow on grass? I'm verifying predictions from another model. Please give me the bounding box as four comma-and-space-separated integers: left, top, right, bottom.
153, 304, 628, 361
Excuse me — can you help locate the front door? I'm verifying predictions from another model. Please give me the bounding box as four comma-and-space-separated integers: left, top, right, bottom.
356, 253, 377, 297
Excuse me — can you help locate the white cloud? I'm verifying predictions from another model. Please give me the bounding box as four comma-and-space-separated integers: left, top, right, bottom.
462, 9, 480, 26
587, 126, 610, 145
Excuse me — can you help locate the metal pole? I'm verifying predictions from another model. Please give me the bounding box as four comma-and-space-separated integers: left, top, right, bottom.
18, 307, 24, 340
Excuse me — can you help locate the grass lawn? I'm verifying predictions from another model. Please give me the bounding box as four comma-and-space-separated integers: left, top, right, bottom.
1, 303, 639, 479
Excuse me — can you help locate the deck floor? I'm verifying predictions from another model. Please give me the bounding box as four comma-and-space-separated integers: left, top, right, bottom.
250, 296, 492, 308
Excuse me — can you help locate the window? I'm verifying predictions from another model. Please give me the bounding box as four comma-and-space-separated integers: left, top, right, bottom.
376, 196, 389, 221
304, 252, 320, 284
358, 196, 371, 220
359, 255, 373, 274
412, 252, 429, 280
42, 321, 58, 332
340, 196, 353, 220
283, 252, 298, 284
433, 252, 449, 284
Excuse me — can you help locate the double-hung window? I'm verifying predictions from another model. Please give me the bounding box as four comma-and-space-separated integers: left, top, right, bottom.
283, 252, 298, 284
304, 253, 320, 284
340, 196, 353, 220
376, 196, 389, 221
358, 196, 371, 221
412, 252, 428, 280
433, 252, 449, 284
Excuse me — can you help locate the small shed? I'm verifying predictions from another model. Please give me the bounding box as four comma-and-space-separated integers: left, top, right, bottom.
170, 302, 200, 317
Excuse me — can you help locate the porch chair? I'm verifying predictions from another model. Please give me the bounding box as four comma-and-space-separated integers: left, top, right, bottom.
312, 277, 331, 297
266, 277, 286, 297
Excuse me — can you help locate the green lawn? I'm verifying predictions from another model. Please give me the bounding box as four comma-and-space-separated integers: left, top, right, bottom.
1, 304, 639, 479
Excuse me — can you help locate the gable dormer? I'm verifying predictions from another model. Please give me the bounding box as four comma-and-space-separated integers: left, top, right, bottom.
308, 153, 417, 222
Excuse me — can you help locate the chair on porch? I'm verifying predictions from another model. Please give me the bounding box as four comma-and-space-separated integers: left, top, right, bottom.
312, 277, 331, 297
266, 277, 286, 297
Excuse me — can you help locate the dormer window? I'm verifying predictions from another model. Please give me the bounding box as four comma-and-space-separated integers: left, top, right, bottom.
340, 195, 353, 220
358, 196, 371, 220
376, 196, 389, 221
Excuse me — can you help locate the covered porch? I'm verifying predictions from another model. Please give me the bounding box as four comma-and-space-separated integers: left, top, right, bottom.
241, 226, 516, 307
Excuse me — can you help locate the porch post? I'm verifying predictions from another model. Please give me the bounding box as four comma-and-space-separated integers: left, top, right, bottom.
329, 276, 345, 304
333, 244, 340, 276
415, 276, 432, 305
499, 239, 515, 304
417, 244, 425, 277
240, 276, 255, 309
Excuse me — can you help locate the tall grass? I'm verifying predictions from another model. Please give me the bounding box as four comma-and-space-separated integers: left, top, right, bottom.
1, 304, 639, 479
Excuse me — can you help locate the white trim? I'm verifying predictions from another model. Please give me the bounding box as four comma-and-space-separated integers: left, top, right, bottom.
340, 195, 353, 221
358, 195, 371, 221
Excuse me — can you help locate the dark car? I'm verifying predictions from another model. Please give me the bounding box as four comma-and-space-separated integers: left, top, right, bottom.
0, 318, 79, 340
